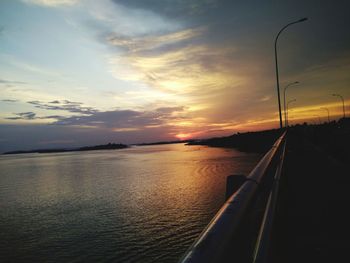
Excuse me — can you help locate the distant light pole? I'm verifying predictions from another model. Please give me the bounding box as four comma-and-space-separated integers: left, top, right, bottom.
275, 18, 308, 129
313, 115, 322, 125
320, 107, 330, 123
286, 99, 296, 127
332, 94, 346, 118
284, 81, 299, 127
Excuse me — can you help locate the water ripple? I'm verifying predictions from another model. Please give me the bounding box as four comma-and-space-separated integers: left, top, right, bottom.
0, 144, 260, 262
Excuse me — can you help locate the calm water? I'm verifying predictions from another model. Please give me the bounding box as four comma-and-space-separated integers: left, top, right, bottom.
0, 144, 260, 262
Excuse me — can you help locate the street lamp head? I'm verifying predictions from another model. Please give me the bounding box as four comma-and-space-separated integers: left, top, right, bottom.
285, 81, 299, 88
288, 99, 296, 105
298, 17, 308, 22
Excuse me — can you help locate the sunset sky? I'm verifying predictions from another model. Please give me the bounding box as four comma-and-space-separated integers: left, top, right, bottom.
1, 0, 349, 152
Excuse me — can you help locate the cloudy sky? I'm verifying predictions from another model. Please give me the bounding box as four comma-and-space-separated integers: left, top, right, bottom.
0, 0, 349, 152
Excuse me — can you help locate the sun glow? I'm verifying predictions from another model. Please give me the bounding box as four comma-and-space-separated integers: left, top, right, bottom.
175, 133, 192, 140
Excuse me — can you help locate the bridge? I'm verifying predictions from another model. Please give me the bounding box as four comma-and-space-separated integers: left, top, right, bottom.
179, 122, 349, 263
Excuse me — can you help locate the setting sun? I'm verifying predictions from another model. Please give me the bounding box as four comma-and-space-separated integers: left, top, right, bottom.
175, 133, 192, 140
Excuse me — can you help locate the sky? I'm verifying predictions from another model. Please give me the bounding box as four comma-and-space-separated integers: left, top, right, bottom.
0, 0, 350, 152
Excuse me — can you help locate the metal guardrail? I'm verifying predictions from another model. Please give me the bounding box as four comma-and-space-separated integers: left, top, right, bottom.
179, 131, 287, 263
252, 135, 287, 263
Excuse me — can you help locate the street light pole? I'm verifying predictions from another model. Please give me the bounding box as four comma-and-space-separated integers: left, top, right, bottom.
275, 18, 308, 129
313, 115, 322, 125
320, 107, 330, 122
332, 94, 346, 118
284, 81, 299, 127
287, 99, 296, 127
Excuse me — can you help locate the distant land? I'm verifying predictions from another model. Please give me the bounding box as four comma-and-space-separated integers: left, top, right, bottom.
2, 132, 281, 155
3, 143, 128, 155
189, 118, 350, 163
3, 140, 197, 155
3, 118, 349, 159
187, 129, 283, 153
135, 139, 195, 146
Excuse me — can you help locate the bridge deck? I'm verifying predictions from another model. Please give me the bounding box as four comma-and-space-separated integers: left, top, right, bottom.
274, 130, 349, 262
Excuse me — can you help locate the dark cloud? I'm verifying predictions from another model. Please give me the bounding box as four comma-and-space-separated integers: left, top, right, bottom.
1, 99, 18, 102
27, 100, 97, 115
53, 106, 186, 128
6, 112, 36, 120
17, 112, 36, 119
44, 115, 66, 120
62, 100, 83, 105
5, 117, 22, 120
113, 0, 350, 73
5, 106, 187, 131
6, 99, 101, 121
54, 110, 138, 126
5, 112, 67, 121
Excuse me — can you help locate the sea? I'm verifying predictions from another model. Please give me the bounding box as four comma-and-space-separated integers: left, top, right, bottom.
0, 143, 261, 262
